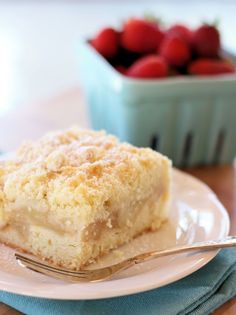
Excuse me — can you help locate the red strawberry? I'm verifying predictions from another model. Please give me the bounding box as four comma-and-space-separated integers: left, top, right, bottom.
127, 55, 168, 79
166, 24, 192, 43
191, 24, 220, 58
91, 27, 119, 59
121, 18, 164, 53
115, 65, 127, 75
159, 36, 191, 67
188, 58, 235, 75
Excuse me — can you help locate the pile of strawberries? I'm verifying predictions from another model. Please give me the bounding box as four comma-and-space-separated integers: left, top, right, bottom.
91, 18, 235, 79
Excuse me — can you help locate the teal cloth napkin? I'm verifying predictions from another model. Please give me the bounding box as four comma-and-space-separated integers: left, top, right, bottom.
1, 248, 236, 315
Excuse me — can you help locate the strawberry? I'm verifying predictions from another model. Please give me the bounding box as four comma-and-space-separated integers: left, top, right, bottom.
91, 27, 119, 59
159, 36, 191, 67
121, 18, 164, 53
188, 58, 235, 75
191, 24, 220, 58
115, 65, 127, 75
127, 55, 168, 79
166, 24, 192, 43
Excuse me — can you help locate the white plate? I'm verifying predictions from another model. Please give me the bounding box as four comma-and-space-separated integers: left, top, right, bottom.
0, 169, 230, 300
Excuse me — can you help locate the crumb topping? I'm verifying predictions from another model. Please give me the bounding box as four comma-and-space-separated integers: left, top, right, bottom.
0, 127, 171, 232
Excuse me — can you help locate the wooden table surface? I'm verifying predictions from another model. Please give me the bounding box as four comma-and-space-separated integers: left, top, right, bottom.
0, 164, 235, 315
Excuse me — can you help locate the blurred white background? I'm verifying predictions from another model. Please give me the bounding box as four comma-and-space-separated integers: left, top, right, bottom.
0, 0, 235, 151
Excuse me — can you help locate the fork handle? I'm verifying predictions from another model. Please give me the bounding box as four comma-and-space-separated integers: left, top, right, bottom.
133, 235, 236, 264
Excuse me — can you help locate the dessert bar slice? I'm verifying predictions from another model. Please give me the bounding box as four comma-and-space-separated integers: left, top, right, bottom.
0, 127, 171, 270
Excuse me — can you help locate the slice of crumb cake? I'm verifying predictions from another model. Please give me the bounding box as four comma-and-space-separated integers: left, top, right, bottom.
0, 127, 171, 270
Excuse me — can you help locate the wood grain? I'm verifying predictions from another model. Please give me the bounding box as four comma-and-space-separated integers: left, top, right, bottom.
0, 164, 236, 314
0, 304, 22, 315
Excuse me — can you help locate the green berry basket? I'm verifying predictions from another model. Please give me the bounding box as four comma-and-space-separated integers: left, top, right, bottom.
78, 41, 236, 167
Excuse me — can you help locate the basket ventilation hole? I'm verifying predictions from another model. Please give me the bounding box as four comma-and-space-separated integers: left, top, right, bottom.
182, 132, 193, 166
150, 135, 159, 151
213, 129, 226, 164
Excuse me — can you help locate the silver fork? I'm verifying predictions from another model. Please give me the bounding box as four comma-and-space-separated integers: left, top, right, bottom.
15, 236, 236, 282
